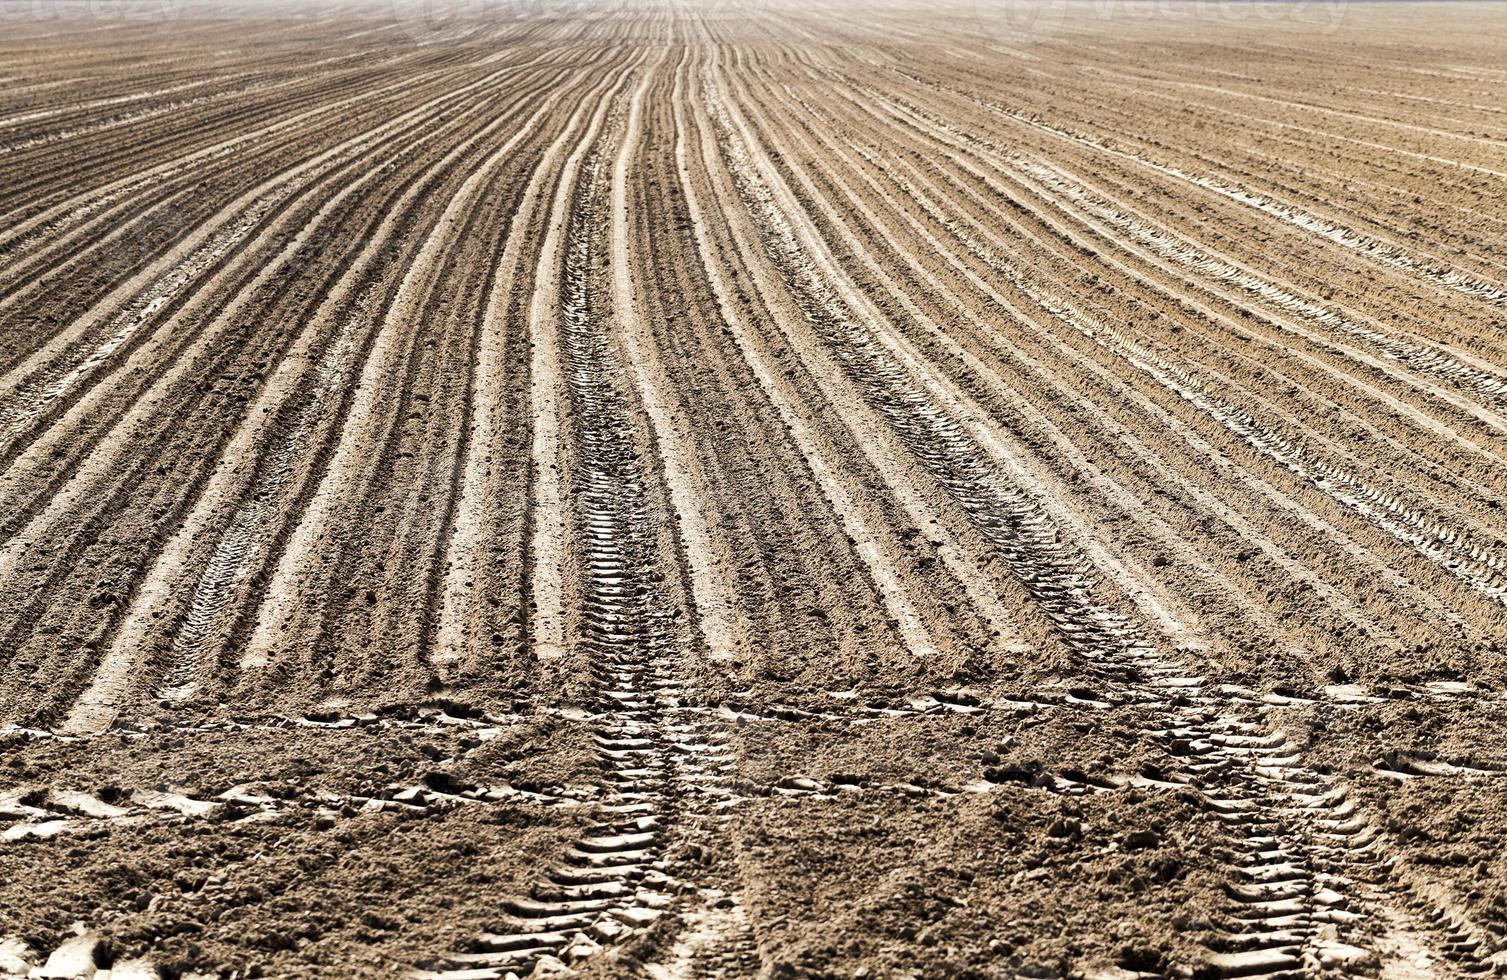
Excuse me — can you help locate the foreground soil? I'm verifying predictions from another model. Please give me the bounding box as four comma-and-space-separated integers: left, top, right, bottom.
3, 0, 1507, 977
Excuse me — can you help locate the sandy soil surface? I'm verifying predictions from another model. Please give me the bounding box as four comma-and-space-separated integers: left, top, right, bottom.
3, 0, 1507, 977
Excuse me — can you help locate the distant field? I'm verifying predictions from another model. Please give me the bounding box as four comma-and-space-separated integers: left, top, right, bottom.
2, 2, 1507, 977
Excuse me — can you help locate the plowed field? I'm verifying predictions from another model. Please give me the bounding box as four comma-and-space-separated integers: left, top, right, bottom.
4, 2, 1507, 977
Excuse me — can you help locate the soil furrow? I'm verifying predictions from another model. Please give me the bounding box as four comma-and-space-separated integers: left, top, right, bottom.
705, 48, 1499, 976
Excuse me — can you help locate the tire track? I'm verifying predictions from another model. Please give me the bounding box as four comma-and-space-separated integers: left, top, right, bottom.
749, 62, 1334, 652
704, 56, 1498, 977
793, 66, 1495, 653
1006, 224, 1507, 611
787, 99, 1397, 654
154, 291, 374, 703
431, 52, 639, 680
612, 89, 749, 671
717, 54, 1205, 651
862, 84, 1507, 512
515, 53, 651, 673
834, 133, 1420, 650
418, 55, 731, 979
807, 72, 1507, 609
928, 135, 1507, 608
815, 88, 1507, 614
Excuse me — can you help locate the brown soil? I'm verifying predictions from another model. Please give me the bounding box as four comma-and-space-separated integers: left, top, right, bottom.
2, 2, 1507, 978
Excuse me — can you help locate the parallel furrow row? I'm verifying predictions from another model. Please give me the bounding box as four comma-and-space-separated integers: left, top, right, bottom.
707, 64, 1498, 978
